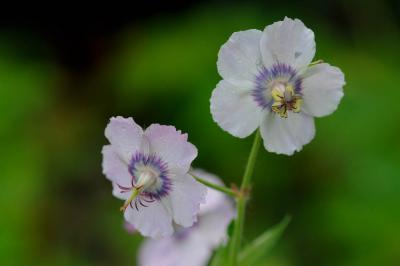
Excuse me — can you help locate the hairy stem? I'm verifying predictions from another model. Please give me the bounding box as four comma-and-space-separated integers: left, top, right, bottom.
228, 130, 261, 266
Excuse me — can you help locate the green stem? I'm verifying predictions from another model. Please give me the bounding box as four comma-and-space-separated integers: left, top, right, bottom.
228, 130, 261, 266
190, 173, 237, 198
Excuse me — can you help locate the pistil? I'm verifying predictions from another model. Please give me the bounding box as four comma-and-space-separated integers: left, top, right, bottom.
120, 187, 142, 211
120, 170, 158, 211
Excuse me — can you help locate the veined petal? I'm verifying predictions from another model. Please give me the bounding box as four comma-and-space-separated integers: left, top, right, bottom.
102, 145, 131, 200
144, 124, 197, 176
169, 174, 207, 227
104, 116, 145, 163
124, 201, 173, 238
260, 112, 315, 155
217, 29, 263, 86
260, 17, 315, 69
210, 80, 263, 138
301, 63, 345, 117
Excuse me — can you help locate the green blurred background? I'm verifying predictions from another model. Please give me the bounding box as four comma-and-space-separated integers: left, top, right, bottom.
0, 1, 399, 265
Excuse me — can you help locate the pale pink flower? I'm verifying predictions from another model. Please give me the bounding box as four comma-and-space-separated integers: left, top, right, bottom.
102, 117, 206, 238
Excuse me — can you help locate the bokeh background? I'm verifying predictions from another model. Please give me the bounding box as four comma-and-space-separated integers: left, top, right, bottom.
1, 1, 399, 265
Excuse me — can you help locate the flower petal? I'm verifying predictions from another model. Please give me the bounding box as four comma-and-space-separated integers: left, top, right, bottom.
190, 169, 229, 214
124, 201, 173, 238
260, 17, 315, 69
111, 182, 130, 200
144, 124, 197, 176
210, 80, 263, 138
195, 199, 235, 247
260, 112, 315, 155
301, 63, 345, 117
190, 171, 235, 247
138, 233, 210, 266
102, 145, 132, 200
217, 29, 263, 86
104, 116, 145, 163
169, 174, 207, 227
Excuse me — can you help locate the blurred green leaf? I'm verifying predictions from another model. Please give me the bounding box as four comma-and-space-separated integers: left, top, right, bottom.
238, 215, 291, 266
209, 245, 229, 266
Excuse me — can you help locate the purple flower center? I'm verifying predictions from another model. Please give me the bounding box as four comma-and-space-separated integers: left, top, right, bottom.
129, 152, 171, 200
117, 152, 172, 211
252, 63, 303, 116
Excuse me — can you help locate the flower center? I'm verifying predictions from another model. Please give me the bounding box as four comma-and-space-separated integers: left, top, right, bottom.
252, 63, 303, 118
129, 153, 171, 199
135, 169, 158, 191
118, 153, 171, 211
270, 82, 302, 118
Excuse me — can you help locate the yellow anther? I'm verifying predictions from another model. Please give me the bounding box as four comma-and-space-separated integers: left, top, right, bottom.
271, 83, 302, 118
272, 101, 288, 118
291, 98, 302, 113
285, 84, 295, 95
271, 88, 284, 101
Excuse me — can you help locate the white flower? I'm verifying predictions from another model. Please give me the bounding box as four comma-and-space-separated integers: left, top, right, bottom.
102, 117, 207, 238
138, 169, 235, 266
211, 17, 345, 155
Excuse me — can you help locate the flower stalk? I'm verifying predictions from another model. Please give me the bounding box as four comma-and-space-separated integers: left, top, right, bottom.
190, 173, 237, 198
308, 59, 324, 67
228, 129, 261, 266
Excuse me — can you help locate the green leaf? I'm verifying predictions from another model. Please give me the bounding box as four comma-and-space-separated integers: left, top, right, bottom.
238, 215, 291, 266
209, 245, 228, 266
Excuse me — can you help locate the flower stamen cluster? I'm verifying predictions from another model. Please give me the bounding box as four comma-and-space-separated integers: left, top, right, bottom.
271, 83, 302, 118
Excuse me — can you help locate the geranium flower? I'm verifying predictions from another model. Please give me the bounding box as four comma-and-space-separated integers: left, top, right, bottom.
211, 17, 345, 155
102, 117, 206, 238
138, 169, 235, 266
